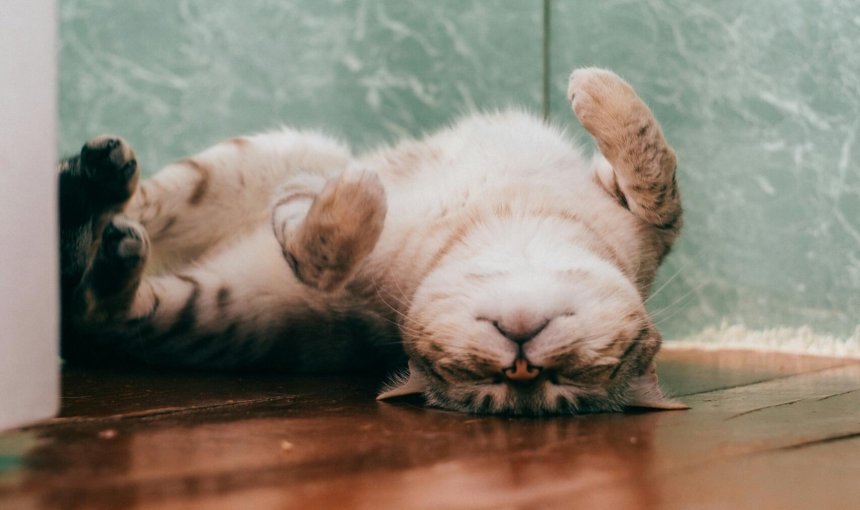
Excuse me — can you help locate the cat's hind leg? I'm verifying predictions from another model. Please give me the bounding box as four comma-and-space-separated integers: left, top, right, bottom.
59, 135, 140, 298
66, 216, 149, 326
568, 68, 682, 239
59, 136, 151, 364
272, 167, 388, 292
59, 136, 388, 370
63, 224, 312, 370
66, 165, 387, 368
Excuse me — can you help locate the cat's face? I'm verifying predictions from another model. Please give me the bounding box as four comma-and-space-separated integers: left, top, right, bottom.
382, 221, 676, 415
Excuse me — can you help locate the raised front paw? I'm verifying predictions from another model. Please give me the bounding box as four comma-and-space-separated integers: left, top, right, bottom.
80, 135, 140, 205
570, 68, 679, 228
568, 68, 652, 157
284, 168, 387, 292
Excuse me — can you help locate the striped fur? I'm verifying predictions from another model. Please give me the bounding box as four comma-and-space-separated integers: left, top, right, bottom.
60, 68, 684, 415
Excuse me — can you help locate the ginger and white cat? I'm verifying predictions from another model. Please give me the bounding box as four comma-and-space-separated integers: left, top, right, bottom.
59, 68, 684, 415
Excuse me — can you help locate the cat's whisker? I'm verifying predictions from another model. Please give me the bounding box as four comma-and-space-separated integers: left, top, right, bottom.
651, 287, 706, 330
370, 271, 415, 312
370, 285, 413, 320
648, 281, 707, 322
354, 285, 423, 339
644, 249, 701, 305
372, 313, 420, 337
370, 277, 406, 309
389, 274, 415, 310
373, 287, 422, 329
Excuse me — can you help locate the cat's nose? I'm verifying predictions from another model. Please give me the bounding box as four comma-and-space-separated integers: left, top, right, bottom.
491, 317, 549, 346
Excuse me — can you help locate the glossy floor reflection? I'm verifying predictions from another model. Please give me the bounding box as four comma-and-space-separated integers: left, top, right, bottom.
2, 349, 859, 509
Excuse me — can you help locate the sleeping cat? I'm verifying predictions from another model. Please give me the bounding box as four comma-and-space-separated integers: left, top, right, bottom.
59, 68, 685, 415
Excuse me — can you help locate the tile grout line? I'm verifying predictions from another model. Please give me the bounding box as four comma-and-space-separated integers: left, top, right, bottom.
542, 0, 551, 120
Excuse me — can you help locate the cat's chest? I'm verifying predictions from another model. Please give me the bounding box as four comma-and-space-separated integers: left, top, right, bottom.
386, 164, 595, 227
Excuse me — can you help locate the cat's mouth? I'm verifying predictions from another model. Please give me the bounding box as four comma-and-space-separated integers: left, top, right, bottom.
444, 358, 550, 388
430, 355, 558, 389
502, 358, 542, 383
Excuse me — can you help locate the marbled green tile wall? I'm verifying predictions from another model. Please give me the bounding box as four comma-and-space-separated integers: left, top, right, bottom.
60, 0, 860, 345
59, 0, 542, 165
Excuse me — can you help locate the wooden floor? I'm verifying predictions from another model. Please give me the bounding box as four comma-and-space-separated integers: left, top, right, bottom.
2, 348, 859, 510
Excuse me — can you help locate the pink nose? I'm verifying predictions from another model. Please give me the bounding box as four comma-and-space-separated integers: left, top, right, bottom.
503, 358, 542, 382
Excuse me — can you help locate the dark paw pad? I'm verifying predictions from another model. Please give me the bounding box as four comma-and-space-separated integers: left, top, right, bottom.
100, 217, 149, 270
89, 216, 148, 298
80, 135, 139, 203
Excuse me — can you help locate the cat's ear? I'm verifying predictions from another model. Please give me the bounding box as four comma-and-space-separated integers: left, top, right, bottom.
624, 361, 689, 410
376, 360, 429, 400
621, 323, 688, 410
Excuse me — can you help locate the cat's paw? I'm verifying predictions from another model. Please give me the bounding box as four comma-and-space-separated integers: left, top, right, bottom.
80, 135, 139, 205
285, 167, 387, 292
568, 68, 650, 156
74, 215, 148, 322
91, 216, 149, 297
101, 216, 149, 267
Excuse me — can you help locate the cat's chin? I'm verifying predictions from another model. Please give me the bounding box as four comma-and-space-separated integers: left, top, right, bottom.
424, 383, 620, 416
378, 359, 686, 416
379, 366, 618, 415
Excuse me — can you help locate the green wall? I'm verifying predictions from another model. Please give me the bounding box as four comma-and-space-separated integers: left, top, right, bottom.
60, 0, 860, 348
59, 0, 543, 160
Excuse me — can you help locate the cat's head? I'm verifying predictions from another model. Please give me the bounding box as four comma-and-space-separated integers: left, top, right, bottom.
378, 216, 683, 415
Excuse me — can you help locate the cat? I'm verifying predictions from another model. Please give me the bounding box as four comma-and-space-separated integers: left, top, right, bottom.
59, 68, 685, 415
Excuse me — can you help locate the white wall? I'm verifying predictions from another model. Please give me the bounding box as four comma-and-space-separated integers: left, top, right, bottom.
0, 1, 59, 430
